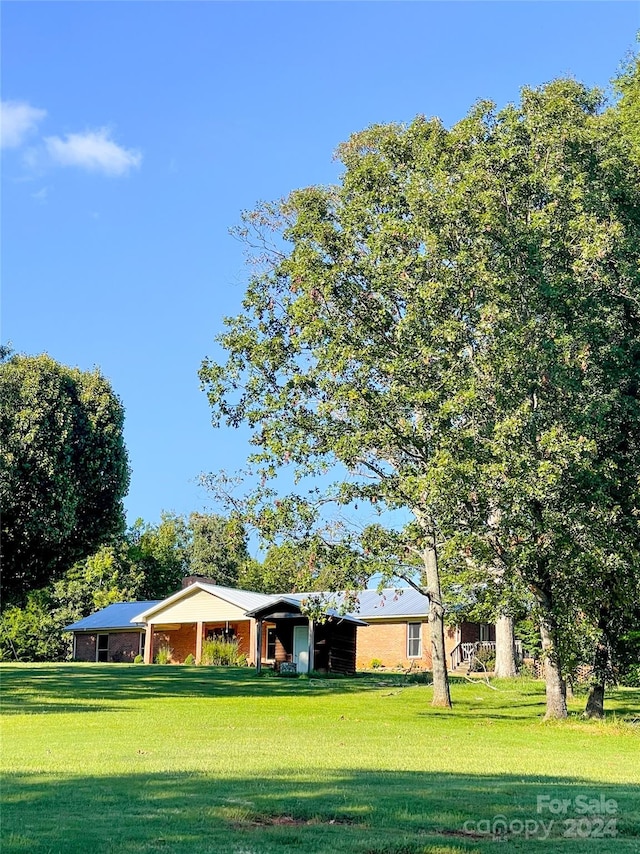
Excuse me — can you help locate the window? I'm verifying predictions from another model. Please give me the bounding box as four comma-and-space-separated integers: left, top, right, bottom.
266, 628, 276, 661
479, 623, 491, 642
407, 623, 422, 658
97, 634, 109, 662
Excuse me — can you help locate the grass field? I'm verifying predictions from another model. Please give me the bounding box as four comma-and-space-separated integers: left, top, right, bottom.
1, 664, 639, 854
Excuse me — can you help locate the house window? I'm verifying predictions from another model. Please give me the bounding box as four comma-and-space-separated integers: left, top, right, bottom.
97, 634, 109, 662
479, 623, 491, 642
140, 632, 146, 658
407, 623, 422, 658
266, 628, 276, 661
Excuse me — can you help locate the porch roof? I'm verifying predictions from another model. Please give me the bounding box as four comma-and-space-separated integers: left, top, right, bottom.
245, 596, 368, 626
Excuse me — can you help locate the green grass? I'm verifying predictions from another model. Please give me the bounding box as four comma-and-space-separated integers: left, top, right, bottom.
1, 665, 639, 853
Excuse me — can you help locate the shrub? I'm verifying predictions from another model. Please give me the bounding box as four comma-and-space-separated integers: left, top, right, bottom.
133, 654, 144, 664
183, 653, 196, 666
620, 663, 640, 688
469, 646, 496, 672
155, 644, 172, 665
370, 658, 383, 670
200, 637, 243, 666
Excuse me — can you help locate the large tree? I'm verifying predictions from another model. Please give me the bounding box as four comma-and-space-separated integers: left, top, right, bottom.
0, 353, 130, 603
201, 76, 639, 717
188, 512, 250, 587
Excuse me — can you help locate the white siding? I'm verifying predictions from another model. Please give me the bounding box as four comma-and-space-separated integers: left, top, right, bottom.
147, 589, 248, 624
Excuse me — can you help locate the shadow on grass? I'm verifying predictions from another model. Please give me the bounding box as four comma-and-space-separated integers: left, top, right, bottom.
0, 664, 424, 715
3, 666, 639, 722
2, 768, 639, 854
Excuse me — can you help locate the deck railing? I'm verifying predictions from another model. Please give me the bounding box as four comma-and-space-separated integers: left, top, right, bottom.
450, 639, 527, 671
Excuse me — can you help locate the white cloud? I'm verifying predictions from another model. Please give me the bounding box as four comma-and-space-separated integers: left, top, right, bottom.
1, 100, 47, 148
31, 186, 50, 203
45, 128, 142, 176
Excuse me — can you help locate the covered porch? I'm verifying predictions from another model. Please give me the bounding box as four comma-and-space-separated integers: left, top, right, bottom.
247, 598, 367, 675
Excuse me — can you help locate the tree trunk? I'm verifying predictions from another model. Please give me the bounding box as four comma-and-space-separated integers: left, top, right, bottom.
494, 613, 518, 678
423, 537, 452, 708
584, 614, 610, 719
539, 616, 567, 719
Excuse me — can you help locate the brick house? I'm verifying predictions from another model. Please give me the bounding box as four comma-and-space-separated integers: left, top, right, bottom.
65, 582, 495, 673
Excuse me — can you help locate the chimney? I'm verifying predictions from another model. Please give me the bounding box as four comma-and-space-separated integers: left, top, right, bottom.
181, 575, 217, 588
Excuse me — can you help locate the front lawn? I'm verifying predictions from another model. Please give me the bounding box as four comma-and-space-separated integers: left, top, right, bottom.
1, 664, 639, 853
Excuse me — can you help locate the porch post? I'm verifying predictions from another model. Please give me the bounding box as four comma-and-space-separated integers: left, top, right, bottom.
308, 619, 315, 673
256, 619, 263, 674
196, 621, 204, 664
144, 624, 154, 664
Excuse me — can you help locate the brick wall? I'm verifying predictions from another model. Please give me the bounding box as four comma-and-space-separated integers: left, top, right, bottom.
151, 621, 252, 664
152, 625, 196, 663
73, 632, 141, 662
356, 621, 461, 671
75, 634, 96, 661
356, 621, 431, 670
107, 632, 141, 662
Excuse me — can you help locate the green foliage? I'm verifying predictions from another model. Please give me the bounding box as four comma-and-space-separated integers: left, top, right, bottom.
155, 644, 172, 665
133, 654, 144, 664
200, 637, 245, 666
126, 513, 191, 599
0, 353, 130, 603
370, 658, 383, 670
188, 512, 249, 587
614, 44, 640, 163
238, 539, 369, 594
469, 647, 496, 673
183, 653, 196, 666
0, 590, 67, 662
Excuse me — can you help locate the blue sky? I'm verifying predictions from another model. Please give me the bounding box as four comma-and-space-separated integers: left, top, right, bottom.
2, 2, 638, 545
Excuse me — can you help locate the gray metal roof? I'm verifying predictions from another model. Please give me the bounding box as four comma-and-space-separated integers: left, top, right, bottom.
64, 601, 161, 632
286, 587, 430, 620
197, 583, 275, 612
64, 586, 428, 634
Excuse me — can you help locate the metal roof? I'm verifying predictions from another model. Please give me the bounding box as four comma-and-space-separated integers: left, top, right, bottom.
64, 586, 429, 633
64, 601, 161, 632
198, 583, 275, 613
285, 587, 430, 620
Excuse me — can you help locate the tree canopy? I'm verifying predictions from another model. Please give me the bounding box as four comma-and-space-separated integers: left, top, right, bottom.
0, 353, 130, 603
202, 73, 640, 717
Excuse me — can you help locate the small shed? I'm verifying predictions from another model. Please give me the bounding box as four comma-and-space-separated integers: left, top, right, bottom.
246, 596, 367, 675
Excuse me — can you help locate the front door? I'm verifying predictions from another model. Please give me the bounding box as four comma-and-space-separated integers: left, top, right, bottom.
293, 625, 309, 674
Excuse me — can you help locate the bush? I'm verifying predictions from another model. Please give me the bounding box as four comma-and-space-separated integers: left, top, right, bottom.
183, 653, 196, 666
155, 644, 172, 665
133, 654, 144, 664
370, 658, 383, 670
620, 663, 640, 688
469, 646, 496, 672
200, 637, 244, 666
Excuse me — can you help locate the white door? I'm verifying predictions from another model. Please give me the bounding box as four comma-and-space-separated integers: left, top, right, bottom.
293, 625, 309, 674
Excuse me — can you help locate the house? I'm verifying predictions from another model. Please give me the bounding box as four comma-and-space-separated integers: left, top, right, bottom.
65, 580, 496, 673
